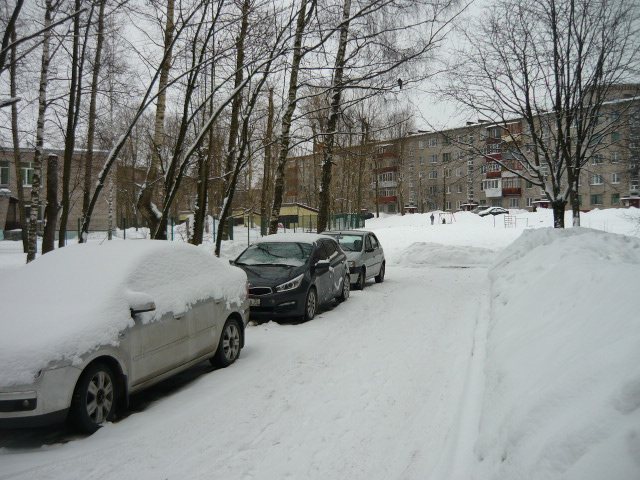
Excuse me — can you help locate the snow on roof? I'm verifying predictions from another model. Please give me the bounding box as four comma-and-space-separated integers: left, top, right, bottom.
254, 233, 331, 244
0, 241, 247, 386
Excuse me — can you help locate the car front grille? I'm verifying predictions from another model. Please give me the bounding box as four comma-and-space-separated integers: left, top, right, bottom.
250, 287, 273, 296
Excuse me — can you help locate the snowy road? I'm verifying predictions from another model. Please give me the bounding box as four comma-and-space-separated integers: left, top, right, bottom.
1, 258, 488, 480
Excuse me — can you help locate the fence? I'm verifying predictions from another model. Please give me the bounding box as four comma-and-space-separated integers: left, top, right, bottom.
69, 213, 366, 245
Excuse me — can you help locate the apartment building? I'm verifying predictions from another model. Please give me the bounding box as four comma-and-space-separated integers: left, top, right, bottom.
282, 87, 639, 216
0, 148, 115, 239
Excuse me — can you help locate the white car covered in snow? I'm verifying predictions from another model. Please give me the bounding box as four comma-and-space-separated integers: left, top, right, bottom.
0, 241, 249, 433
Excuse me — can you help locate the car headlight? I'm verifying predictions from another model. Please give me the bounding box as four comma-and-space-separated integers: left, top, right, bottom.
349, 261, 356, 268
274, 274, 304, 292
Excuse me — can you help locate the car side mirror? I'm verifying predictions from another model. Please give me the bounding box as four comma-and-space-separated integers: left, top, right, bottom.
365, 248, 375, 253
130, 300, 157, 316
314, 260, 331, 273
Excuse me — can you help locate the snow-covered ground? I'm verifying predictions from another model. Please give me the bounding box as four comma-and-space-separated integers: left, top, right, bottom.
1, 208, 639, 479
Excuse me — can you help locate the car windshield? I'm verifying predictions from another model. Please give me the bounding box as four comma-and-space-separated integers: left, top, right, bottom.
326, 234, 363, 252
236, 242, 312, 266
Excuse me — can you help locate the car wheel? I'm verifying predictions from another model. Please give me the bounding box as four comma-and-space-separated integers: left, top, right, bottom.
303, 287, 317, 322
375, 263, 385, 283
211, 317, 242, 368
68, 362, 117, 434
337, 274, 350, 302
355, 269, 365, 290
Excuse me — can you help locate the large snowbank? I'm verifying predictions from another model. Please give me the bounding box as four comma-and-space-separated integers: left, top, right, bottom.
476, 227, 640, 479
0, 241, 246, 386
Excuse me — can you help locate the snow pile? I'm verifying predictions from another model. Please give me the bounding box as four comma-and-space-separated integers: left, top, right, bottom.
476, 228, 640, 479
0, 241, 246, 386
396, 242, 496, 268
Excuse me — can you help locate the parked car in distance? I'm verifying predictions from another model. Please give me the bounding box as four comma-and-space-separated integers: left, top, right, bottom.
233, 233, 350, 322
0, 241, 249, 433
478, 206, 510, 216
471, 205, 491, 214
323, 230, 385, 290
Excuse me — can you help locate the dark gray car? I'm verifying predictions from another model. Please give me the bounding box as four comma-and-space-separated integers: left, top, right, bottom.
323, 230, 385, 290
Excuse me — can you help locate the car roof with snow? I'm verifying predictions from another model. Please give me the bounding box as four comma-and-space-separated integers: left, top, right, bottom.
253, 233, 335, 244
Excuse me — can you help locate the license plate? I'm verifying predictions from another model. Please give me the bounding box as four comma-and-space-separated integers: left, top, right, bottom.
250, 298, 261, 307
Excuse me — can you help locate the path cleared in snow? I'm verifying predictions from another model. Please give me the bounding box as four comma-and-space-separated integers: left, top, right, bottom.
0, 251, 489, 480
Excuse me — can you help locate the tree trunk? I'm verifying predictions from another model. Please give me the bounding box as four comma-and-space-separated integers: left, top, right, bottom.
42, 154, 59, 253
317, 0, 352, 233
9, 30, 27, 252
58, 0, 82, 247
190, 149, 209, 245
138, 0, 175, 239
551, 198, 566, 228
260, 88, 275, 225
82, 0, 106, 227
269, 0, 313, 235
27, 0, 53, 263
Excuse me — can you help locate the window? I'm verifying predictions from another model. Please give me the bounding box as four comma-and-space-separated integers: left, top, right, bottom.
491, 199, 503, 207
419, 140, 426, 149
442, 152, 451, 163
446, 185, 452, 194
445, 201, 452, 210
509, 198, 520, 208
612, 110, 620, 122
591, 155, 603, 165
632, 179, 639, 191
0, 160, 9, 185
526, 180, 533, 188
468, 132, 474, 143
485, 143, 501, 155
419, 156, 425, 165
429, 137, 438, 147
444, 168, 451, 178
611, 193, 620, 205
444, 136, 451, 146
387, 203, 396, 213
612, 172, 621, 184
590, 194, 603, 205
591, 174, 603, 185
22, 162, 33, 186
526, 197, 533, 207
503, 178, 520, 188
429, 186, 438, 194
456, 167, 462, 177
483, 179, 500, 189
611, 131, 620, 143
430, 154, 438, 164
429, 170, 438, 179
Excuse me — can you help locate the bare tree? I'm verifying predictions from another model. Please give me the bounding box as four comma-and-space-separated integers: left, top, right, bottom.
444, 0, 639, 227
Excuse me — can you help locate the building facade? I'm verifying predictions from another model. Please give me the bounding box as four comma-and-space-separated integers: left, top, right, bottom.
0, 148, 115, 240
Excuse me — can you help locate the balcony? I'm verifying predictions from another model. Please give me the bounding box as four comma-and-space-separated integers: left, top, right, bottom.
378, 180, 397, 189
486, 171, 502, 179
379, 196, 398, 203
484, 188, 502, 198
502, 187, 522, 196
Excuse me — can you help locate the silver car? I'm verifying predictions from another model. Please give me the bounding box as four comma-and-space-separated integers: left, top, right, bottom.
0, 241, 249, 433
323, 230, 385, 290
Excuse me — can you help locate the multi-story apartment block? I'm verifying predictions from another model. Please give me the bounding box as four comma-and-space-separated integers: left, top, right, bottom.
0, 148, 115, 240
284, 86, 639, 216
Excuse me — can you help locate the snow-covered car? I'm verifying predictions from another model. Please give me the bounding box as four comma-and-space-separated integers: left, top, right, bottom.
0, 241, 249, 433
478, 206, 509, 216
234, 233, 350, 322
323, 230, 385, 290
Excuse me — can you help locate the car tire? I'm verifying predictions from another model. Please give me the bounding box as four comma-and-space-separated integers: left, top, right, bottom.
68, 362, 118, 434
337, 274, 350, 302
375, 263, 385, 283
303, 287, 317, 322
355, 269, 365, 290
211, 317, 242, 368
